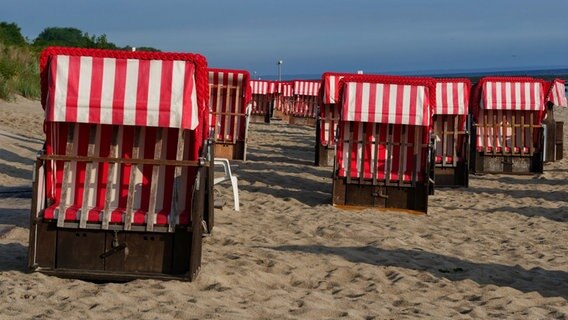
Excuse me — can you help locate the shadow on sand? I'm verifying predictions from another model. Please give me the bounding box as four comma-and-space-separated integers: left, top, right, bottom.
269, 245, 568, 299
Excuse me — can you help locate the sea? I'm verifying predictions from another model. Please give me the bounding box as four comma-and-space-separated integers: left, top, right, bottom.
260, 68, 568, 86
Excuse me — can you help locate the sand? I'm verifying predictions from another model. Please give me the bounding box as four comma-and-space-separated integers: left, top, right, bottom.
0, 98, 567, 319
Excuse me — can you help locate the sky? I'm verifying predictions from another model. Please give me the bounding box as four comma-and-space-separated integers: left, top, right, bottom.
3, 0, 568, 78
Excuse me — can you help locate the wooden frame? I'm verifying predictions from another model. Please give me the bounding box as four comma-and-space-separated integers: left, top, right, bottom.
332, 122, 434, 213
433, 114, 470, 187
28, 124, 211, 281
315, 104, 340, 167
471, 110, 544, 174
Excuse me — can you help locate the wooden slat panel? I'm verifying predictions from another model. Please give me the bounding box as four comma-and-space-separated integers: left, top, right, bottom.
529, 113, 534, 155
442, 117, 448, 166
385, 124, 394, 183
412, 127, 420, 186
79, 125, 98, 229
102, 126, 119, 230
169, 129, 186, 232
453, 115, 458, 166
346, 122, 354, 184
520, 113, 525, 155
398, 125, 407, 186
57, 123, 76, 228
233, 82, 242, 144
372, 124, 379, 185
146, 128, 163, 232
359, 123, 366, 184
124, 127, 141, 231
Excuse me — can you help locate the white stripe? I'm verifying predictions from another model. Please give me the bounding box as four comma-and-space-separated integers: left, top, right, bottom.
54, 55, 70, 122
77, 56, 93, 123
446, 83, 454, 114
401, 85, 411, 125
514, 82, 521, 110
416, 87, 425, 126
374, 84, 384, 123
504, 82, 512, 110
100, 58, 116, 124
329, 76, 336, 103
170, 61, 185, 128
360, 83, 370, 122
457, 83, 465, 114
190, 73, 199, 130
387, 85, 397, 124
123, 59, 139, 126
535, 83, 542, 110
146, 60, 163, 127
435, 83, 443, 114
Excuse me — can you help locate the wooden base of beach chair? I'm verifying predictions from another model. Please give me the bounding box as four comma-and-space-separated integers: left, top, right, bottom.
250, 114, 270, 124
28, 159, 208, 281
314, 144, 335, 167
289, 116, 316, 127
280, 113, 291, 124
331, 178, 429, 214
214, 141, 245, 161
28, 222, 202, 282
434, 162, 469, 188
472, 152, 543, 174
273, 109, 285, 120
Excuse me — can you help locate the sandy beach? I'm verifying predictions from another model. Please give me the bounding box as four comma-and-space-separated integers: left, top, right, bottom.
0, 98, 567, 319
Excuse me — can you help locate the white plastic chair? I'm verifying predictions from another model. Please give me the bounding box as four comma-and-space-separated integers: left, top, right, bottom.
213, 158, 240, 211
243, 103, 252, 161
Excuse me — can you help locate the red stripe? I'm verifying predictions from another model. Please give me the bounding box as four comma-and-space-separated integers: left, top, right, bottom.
181, 62, 195, 129
118, 126, 134, 209
350, 122, 360, 178
159, 60, 173, 127
395, 85, 404, 124
511, 82, 517, 109
438, 83, 452, 114
135, 60, 150, 126
65, 55, 81, 122
409, 85, 418, 126
89, 57, 104, 123
364, 123, 373, 179
381, 84, 390, 123
161, 128, 178, 212
368, 83, 377, 123
47, 56, 58, 121
354, 83, 363, 122
73, 124, 90, 207
377, 124, 387, 181
390, 125, 402, 181
230, 72, 239, 140
211, 72, 219, 138
500, 82, 507, 109
95, 125, 112, 209
112, 59, 127, 124
140, 127, 156, 212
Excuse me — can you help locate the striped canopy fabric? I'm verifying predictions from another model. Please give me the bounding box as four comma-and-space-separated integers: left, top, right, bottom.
208, 68, 251, 142
547, 79, 567, 107
278, 81, 294, 97
293, 80, 321, 96
434, 79, 470, 115
341, 77, 433, 126
42, 48, 206, 130
481, 79, 545, 111
250, 80, 277, 95
322, 72, 354, 104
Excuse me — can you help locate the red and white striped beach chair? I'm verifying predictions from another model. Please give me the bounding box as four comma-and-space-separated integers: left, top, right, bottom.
432, 78, 471, 187
471, 77, 546, 174
287, 80, 320, 126
273, 81, 294, 121
315, 72, 354, 166
542, 78, 567, 162
332, 75, 435, 213
28, 47, 211, 281
250, 80, 277, 123
208, 68, 252, 160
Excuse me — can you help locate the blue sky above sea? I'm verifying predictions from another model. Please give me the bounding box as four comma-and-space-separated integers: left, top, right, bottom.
3, 0, 568, 78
